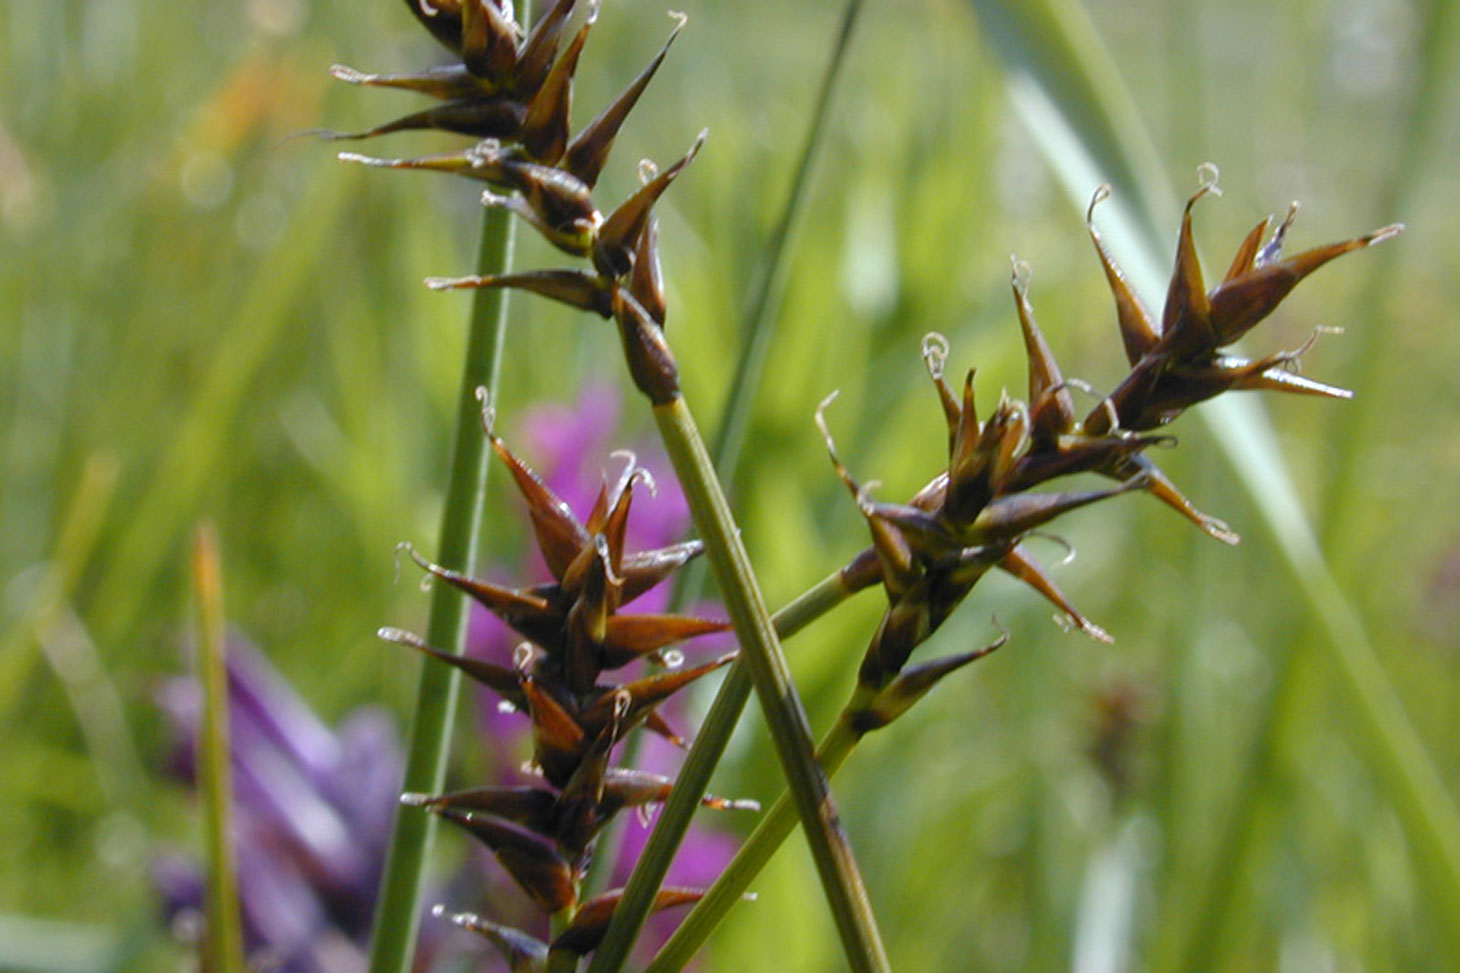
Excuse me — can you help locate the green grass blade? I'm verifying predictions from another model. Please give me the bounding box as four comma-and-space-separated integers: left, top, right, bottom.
366, 203, 517, 973
192, 524, 244, 973
648, 717, 861, 973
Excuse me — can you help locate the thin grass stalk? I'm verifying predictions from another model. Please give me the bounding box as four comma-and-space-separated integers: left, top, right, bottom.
648, 717, 861, 973
586, 571, 855, 972
367, 204, 517, 973
968, 0, 1460, 958
193, 524, 245, 973
649, 395, 889, 973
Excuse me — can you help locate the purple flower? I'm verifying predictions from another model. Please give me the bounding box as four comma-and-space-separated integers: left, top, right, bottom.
153, 636, 420, 973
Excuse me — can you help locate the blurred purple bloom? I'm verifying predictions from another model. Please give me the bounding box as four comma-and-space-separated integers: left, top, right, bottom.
153, 637, 423, 973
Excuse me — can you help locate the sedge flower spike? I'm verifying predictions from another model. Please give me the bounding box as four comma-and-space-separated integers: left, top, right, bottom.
823, 169, 1397, 705
381, 418, 751, 967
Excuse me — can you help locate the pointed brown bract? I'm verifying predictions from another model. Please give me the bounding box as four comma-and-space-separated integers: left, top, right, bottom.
514, 0, 578, 99
599, 615, 729, 667
946, 393, 1028, 523
1009, 259, 1076, 449
427, 268, 615, 318
403, 0, 470, 59
411, 786, 559, 836
563, 12, 688, 189
377, 625, 528, 708
847, 631, 1008, 734
578, 653, 736, 739
628, 214, 668, 325
998, 545, 1112, 644
520, 1, 597, 164
1105, 452, 1239, 545
921, 333, 964, 454
436, 809, 578, 912
434, 908, 549, 973
1207, 220, 1402, 346
1222, 214, 1272, 284
968, 480, 1145, 544
522, 674, 588, 786
1158, 168, 1219, 356
320, 96, 527, 141
490, 434, 591, 579
552, 887, 706, 954
1086, 184, 1160, 365
459, 0, 519, 81
618, 539, 703, 603
555, 716, 621, 852
330, 62, 483, 102
598, 768, 759, 817
593, 130, 708, 278
613, 287, 681, 404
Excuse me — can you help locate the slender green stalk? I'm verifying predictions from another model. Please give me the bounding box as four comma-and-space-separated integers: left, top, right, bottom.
367, 205, 516, 973
587, 572, 854, 972
649, 395, 888, 973
649, 717, 862, 973
193, 524, 245, 973
589, 3, 868, 963
547, 907, 579, 973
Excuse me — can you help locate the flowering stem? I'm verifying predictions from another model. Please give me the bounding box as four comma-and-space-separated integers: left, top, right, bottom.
645, 394, 889, 973
367, 205, 516, 973
587, 570, 854, 972
192, 524, 245, 973
591, 1, 867, 963
648, 715, 863, 973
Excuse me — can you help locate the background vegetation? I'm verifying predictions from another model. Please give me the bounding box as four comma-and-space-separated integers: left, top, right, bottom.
2, 0, 1457, 968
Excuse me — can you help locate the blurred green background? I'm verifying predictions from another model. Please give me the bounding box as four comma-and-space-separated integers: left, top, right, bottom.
3, 0, 1458, 969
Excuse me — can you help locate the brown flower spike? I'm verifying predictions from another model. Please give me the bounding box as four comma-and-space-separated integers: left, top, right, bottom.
380, 401, 751, 956
824, 169, 1397, 711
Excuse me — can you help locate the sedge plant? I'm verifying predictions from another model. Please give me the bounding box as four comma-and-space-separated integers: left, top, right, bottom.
314, 2, 1401, 971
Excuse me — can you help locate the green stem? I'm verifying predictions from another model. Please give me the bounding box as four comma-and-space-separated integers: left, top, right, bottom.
648, 395, 889, 973
193, 525, 245, 973
649, 716, 863, 973
586, 572, 854, 972
367, 204, 516, 973
547, 907, 579, 973
589, 1, 868, 961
